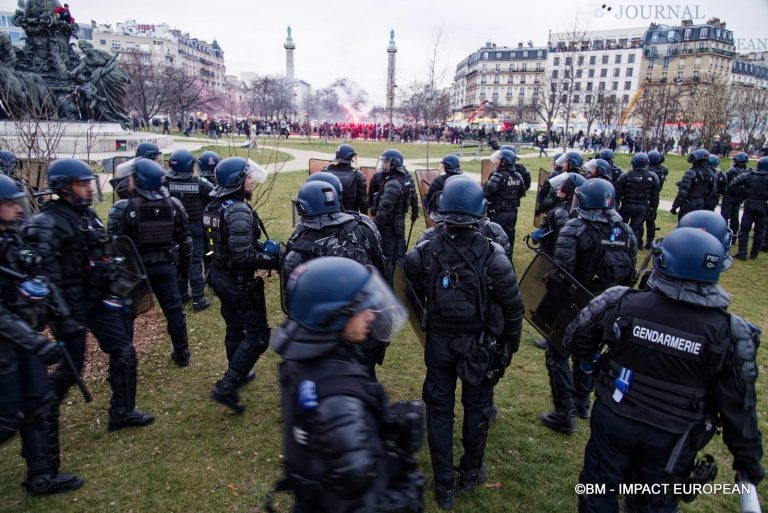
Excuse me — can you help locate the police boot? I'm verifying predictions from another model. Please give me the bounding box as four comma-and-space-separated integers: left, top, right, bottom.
540, 406, 576, 434
237, 370, 256, 388
574, 398, 591, 419
170, 348, 190, 367
192, 296, 212, 312
20, 415, 83, 497
434, 481, 456, 510
23, 472, 83, 497
108, 408, 155, 432
533, 338, 549, 349
210, 370, 245, 413
457, 464, 487, 493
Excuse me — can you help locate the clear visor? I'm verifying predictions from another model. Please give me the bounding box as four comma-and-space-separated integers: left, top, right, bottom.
244, 158, 268, 184
376, 157, 392, 174
489, 150, 502, 165
556, 153, 569, 167
548, 172, 571, 193
0, 195, 31, 224
583, 159, 598, 173
353, 268, 407, 341
114, 157, 137, 180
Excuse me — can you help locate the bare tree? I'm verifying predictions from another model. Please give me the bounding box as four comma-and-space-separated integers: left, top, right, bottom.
632, 84, 678, 151
529, 74, 561, 134
597, 94, 624, 136
580, 92, 601, 138
689, 73, 730, 149
120, 52, 171, 128
165, 67, 222, 125
246, 75, 293, 121
729, 84, 768, 151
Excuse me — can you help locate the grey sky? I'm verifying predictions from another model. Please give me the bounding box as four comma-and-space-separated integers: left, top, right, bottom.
5, 0, 766, 109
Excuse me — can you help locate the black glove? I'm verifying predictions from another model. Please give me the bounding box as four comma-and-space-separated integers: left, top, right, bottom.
36, 339, 62, 365
500, 342, 513, 369
737, 465, 765, 486
54, 319, 86, 340
646, 209, 657, 222
670, 207, 678, 215
410, 211, 419, 222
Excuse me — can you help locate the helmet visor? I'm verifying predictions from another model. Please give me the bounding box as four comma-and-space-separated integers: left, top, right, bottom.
353, 268, 406, 341
0, 195, 31, 224
489, 150, 502, 166
376, 157, 393, 174
244, 158, 268, 184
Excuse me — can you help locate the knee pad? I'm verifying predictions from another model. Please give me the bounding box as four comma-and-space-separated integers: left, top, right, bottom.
111, 345, 137, 371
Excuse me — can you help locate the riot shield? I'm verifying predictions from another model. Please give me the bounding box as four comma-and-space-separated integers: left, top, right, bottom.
415, 168, 440, 228
359, 166, 376, 192
308, 158, 332, 175
392, 261, 426, 346
480, 159, 494, 186
519, 252, 593, 356
533, 167, 549, 227
277, 242, 290, 315
106, 235, 154, 316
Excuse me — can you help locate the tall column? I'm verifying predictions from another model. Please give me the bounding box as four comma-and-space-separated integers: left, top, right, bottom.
284, 26, 296, 83
386, 29, 397, 141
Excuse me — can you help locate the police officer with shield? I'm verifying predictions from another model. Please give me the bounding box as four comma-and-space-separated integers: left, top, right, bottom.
203, 157, 279, 413
271, 257, 423, 513
720, 152, 749, 235
0, 174, 83, 496
165, 149, 215, 311
322, 144, 369, 213
731, 156, 768, 260
24, 159, 155, 433
107, 159, 193, 367
404, 177, 524, 509
483, 149, 525, 255
566, 227, 763, 512
425, 154, 462, 214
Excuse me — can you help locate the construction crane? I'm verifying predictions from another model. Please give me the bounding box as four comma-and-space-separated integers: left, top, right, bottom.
619, 85, 644, 126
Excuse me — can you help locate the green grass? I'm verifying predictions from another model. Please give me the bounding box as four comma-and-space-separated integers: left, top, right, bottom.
1, 147, 765, 513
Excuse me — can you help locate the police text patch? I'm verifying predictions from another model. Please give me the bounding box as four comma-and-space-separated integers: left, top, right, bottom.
630, 319, 705, 358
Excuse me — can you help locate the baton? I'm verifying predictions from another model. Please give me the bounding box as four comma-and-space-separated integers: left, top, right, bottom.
406, 217, 416, 249
57, 341, 93, 403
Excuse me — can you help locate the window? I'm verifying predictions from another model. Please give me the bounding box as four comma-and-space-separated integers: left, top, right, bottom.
509, 63, 514, 71
663, 57, 670, 69
495, 63, 501, 71
585, 94, 592, 103
496, 52, 502, 59
507, 75, 513, 84
626, 68, 633, 77
624, 81, 631, 90
576, 69, 583, 78
602, 55, 609, 64
628, 54, 635, 64
578, 56, 584, 66
536, 63, 542, 71
100, 39, 106, 45
521, 63, 527, 71
481, 76, 487, 84
611, 81, 618, 91
600, 68, 608, 78
507, 87, 513, 96
623, 94, 630, 104
481, 64, 487, 71
552, 70, 559, 79
519, 98, 525, 107
519, 75, 526, 84
111, 41, 121, 49
554, 57, 560, 66
533, 87, 540, 96
599, 82, 606, 91
693, 70, 700, 81
615, 54, 622, 64
677, 70, 684, 81
480, 87, 486, 97
647, 59, 654, 70
493, 76, 500, 84
586, 82, 593, 91
537, 50, 543, 59
565, 56, 573, 65
523, 50, 529, 58
684, 28, 692, 40
588, 69, 595, 78
613, 68, 621, 77
700, 27, 708, 38
573, 82, 581, 91
519, 87, 525, 96
589, 55, 596, 65
573, 94, 580, 104
493, 87, 499, 96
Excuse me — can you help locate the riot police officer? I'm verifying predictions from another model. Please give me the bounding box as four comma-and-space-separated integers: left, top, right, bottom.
371, 149, 418, 283
197, 150, 220, 184
107, 159, 193, 366
731, 156, 768, 260
645, 150, 669, 249
534, 152, 565, 217
425, 154, 462, 214
135, 141, 162, 163
0, 175, 83, 496
720, 152, 749, 235
404, 178, 524, 509
500, 145, 532, 193
283, 179, 387, 377
0, 149, 18, 177
597, 148, 622, 182
671, 149, 714, 221
483, 149, 526, 255
542, 179, 637, 433
271, 257, 423, 513
614, 152, 660, 248
322, 143, 369, 213
24, 159, 155, 433
203, 157, 278, 412
567, 227, 763, 512
165, 149, 214, 311
705, 154, 727, 211
583, 158, 613, 182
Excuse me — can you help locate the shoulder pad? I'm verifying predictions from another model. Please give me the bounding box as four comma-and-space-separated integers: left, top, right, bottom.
730, 314, 758, 386
575, 286, 631, 328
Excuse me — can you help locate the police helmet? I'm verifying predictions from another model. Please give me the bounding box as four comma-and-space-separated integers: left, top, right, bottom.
294, 180, 340, 217
213, 157, 267, 197
135, 142, 161, 161
377, 149, 405, 174
46, 159, 97, 198
335, 144, 357, 164
133, 159, 166, 200
549, 172, 586, 196
491, 149, 517, 170
598, 149, 615, 162
654, 227, 725, 283
678, 209, 733, 271
167, 149, 196, 178
757, 157, 768, 172
197, 151, 221, 180
575, 178, 615, 210
306, 171, 343, 197
552, 152, 564, 171
631, 152, 650, 169
0, 150, 18, 177
647, 150, 664, 165
584, 158, 612, 180
732, 152, 749, 167
499, 145, 517, 155
440, 154, 462, 175
0, 174, 25, 201
285, 256, 405, 341
436, 175, 486, 225
707, 155, 720, 169
687, 148, 710, 164
556, 151, 584, 170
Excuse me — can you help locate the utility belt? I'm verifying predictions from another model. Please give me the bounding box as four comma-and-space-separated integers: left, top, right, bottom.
428, 317, 484, 333
141, 247, 175, 266
493, 199, 520, 211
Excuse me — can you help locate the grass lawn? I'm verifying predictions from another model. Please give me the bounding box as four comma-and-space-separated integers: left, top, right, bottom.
0, 144, 765, 513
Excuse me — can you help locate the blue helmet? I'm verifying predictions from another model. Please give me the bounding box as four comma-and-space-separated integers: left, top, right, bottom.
707, 155, 720, 169
631, 152, 650, 169
335, 144, 357, 164
654, 227, 725, 283
575, 178, 615, 210
285, 256, 405, 341
440, 154, 462, 174
492, 149, 517, 170
436, 175, 486, 225
598, 149, 615, 162
378, 149, 405, 174
499, 145, 517, 155
133, 158, 166, 200
306, 171, 343, 197
758, 157, 768, 172
213, 157, 267, 197
688, 148, 710, 165
0, 174, 25, 201
294, 180, 340, 217
197, 151, 221, 179
0, 150, 18, 177
46, 158, 97, 193
732, 152, 749, 166
552, 152, 564, 171
167, 149, 196, 178
678, 210, 733, 270
558, 172, 586, 196
584, 158, 612, 180
557, 151, 583, 170
648, 150, 664, 165
135, 142, 161, 161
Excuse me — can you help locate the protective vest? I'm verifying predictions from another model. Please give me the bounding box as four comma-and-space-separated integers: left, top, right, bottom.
620, 170, 655, 204
167, 176, 205, 222
585, 221, 634, 290
423, 233, 493, 332
595, 289, 729, 434
325, 164, 361, 211
744, 171, 768, 204
688, 167, 716, 200
288, 220, 372, 265
723, 167, 747, 200
202, 199, 229, 270
128, 197, 175, 263
487, 169, 524, 211
649, 165, 668, 187
375, 173, 413, 219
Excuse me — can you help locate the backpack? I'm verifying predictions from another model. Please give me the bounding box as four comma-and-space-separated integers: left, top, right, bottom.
424, 234, 491, 330
591, 223, 634, 287
288, 220, 371, 264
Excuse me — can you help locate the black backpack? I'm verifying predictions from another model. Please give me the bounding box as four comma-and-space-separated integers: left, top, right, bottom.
590, 223, 634, 287
288, 220, 371, 264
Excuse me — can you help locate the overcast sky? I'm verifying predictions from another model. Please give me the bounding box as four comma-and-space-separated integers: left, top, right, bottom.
5, 0, 767, 107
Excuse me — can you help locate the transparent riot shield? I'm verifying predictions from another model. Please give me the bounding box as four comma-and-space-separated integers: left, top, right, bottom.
415, 168, 440, 228
106, 235, 154, 316
392, 261, 426, 346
